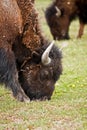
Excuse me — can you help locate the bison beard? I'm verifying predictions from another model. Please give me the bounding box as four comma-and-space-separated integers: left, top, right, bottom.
45, 0, 87, 40
12, 0, 62, 101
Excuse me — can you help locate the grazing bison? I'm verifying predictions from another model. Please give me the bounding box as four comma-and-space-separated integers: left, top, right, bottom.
45, 0, 87, 40
13, 0, 62, 100
0, 0, 30, 102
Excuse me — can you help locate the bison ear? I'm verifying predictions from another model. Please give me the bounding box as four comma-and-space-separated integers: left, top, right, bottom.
31, 51, 40, 63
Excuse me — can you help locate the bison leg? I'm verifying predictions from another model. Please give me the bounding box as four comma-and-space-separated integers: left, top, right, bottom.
0, 47, 29, 102
77, 21, 85, 38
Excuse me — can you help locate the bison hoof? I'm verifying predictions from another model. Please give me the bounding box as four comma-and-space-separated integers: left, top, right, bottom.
15, 92, 30, 102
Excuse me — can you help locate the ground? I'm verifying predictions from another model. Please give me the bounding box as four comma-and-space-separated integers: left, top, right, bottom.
0, 0, 87, 129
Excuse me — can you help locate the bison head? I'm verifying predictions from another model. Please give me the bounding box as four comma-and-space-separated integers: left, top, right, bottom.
45, 1, 77, 40
18, 41, 62, 100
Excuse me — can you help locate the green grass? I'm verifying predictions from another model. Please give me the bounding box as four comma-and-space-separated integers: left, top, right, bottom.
0, 0, 87, 130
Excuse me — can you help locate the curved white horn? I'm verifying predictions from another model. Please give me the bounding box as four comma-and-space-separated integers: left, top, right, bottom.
55, 6, 61, 17
41, 41, 54, 65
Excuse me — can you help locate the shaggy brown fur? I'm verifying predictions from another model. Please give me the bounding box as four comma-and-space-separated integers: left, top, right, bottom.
16, 0, 44, 51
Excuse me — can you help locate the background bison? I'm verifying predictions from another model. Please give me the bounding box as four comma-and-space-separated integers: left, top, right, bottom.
13, 0, 62, 101
45, 0, 87, 40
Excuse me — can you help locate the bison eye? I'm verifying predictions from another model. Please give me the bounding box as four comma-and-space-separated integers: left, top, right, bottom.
40, 71, 49, 80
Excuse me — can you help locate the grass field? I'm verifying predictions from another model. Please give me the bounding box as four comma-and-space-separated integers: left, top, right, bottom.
0, 0, 87, 130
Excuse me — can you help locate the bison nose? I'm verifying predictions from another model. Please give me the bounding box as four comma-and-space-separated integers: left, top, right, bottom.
61, 30, 66, 37
61, 31, 70, 39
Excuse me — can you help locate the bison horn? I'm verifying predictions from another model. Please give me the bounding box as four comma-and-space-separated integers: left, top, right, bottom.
55, 6, 61, 17
41, 41, 54, 65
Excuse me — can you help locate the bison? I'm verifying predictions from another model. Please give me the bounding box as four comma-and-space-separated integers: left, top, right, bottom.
0, 0, 30, 102
0, 0, 62, 101
13, 0, 63, 100
45, 0, 87, 40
